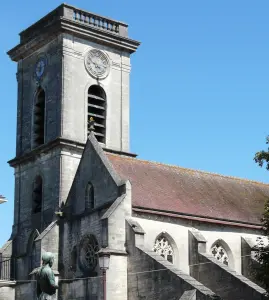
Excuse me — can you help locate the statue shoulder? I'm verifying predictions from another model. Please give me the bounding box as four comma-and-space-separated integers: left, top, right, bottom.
39, 265, 53, 277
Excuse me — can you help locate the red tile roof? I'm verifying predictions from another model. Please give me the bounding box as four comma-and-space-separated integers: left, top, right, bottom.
106, 153, 269, 225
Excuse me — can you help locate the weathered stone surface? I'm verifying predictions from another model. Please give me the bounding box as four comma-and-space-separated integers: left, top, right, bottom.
189, 229, 267, 300
126, 221, 220, 300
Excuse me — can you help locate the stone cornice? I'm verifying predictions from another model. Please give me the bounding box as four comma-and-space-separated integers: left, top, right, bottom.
7, 4, 140, 61
8, 137, 85, 167
133, 207, 263, 230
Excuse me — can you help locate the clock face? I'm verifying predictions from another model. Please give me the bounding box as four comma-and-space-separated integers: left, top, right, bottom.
85, 49, 110, 78
35, 58, 46, 78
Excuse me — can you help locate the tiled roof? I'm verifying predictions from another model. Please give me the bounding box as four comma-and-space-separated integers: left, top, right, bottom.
106, 153, 269, 225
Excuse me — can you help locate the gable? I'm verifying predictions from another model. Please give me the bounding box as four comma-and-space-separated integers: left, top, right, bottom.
65, 133, 125, 215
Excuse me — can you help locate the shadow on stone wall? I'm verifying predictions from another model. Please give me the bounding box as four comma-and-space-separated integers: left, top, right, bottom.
189, 229, 267, 300
126, 218, 220, 300
59, 276, 103, 300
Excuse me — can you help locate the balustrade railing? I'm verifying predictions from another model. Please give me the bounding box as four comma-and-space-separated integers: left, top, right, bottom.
73, 10, 120, 34
19, 4, 128, 43
0, 258, 13, 280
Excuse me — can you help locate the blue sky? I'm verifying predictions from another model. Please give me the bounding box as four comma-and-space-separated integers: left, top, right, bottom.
1, 0, 269, 246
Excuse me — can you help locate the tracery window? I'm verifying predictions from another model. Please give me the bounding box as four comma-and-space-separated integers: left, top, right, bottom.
33, 87, 45, 148
79, 235, 99, 272
85, 182, 95, 210
87, 85, 106, 143
153, 235, 174, 263
211, 242, 229, 266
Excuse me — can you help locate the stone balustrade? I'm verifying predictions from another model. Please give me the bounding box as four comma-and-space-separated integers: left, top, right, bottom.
73, 9, 121, 34
19, 4, 129, 44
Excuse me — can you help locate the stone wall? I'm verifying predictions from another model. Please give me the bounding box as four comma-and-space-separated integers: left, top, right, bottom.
59, 277, 102, 300
189, 229, 267, 300
15, 281, 36, 300
0, 281, 15, 300
66, 134, 123, 215
16, 35, 62, 157
59, 212, 102, 279
133, 213, 261, 275
126, 219, 220, 300
241, 236, 263, 287
62, 33, 131, 152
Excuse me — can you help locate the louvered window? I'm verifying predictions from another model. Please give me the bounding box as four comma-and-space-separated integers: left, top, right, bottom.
87, 85, 106, 143
33, 88, 45, 148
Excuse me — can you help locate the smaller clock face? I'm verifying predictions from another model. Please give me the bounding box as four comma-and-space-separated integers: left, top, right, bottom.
85, 49, 110, 79
35, 58, 46, 78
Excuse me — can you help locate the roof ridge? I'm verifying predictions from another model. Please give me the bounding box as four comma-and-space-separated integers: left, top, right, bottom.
106, 153, 269, 187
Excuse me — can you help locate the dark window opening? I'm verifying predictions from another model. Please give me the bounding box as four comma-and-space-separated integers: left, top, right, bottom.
85, 182, 94, 210
33, 88, 45, 148
88, 85, 106, 143
32, 176, 43, 213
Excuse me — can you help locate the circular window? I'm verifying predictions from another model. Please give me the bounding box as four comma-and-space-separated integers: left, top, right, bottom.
79, 235, 99, 272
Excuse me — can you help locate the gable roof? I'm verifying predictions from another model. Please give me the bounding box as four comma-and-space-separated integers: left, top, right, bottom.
106, 153, 269, 226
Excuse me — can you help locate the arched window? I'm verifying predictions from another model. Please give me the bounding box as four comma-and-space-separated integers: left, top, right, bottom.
211, 241, 229, 266
153, 234, 174, 263
85, 182, 94, 210
33, 87, 45, 148
32, 176, 43, 214
87, 85, 106, 143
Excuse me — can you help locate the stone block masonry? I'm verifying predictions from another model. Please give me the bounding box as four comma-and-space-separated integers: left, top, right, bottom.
126, 219, 221, 300
189, 229, 267, 300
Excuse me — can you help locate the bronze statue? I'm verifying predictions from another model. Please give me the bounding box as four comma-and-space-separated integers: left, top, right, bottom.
36, 252, 58, 300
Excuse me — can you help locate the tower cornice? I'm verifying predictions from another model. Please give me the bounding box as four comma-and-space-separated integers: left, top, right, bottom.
8, 137, 85, 168
7, 3, 140, 62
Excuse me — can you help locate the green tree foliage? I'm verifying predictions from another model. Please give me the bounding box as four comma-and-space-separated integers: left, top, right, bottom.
254, 137, 269, 295
254, 136, 269, 170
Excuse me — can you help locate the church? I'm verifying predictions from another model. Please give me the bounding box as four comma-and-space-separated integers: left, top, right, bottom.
0, 3, 268, 300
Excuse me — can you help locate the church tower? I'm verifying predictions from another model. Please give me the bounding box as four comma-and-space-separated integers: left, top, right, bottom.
7, 3, 139, 276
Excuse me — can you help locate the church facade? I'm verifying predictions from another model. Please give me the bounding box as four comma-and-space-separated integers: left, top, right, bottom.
0, 3, 268, 300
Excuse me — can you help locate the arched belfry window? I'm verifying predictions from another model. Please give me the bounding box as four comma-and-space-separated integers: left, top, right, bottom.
33, 87, 45, 148
32, 176, 43, 214
153, 234, 174, 263
211, 241, 229, 266
85, 182, 95, 210
88, 85, 106, 143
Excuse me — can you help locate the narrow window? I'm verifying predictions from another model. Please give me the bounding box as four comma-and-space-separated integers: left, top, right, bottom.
32, 176, 43, 213
33, 88, 45, 148
87, 85, 106, 143
85, 182, 94, 210
153, 235, 174, 263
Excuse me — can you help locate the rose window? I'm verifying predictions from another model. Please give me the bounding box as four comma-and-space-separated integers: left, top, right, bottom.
211, 243, 229, 266
79, 235, 99, 272
153, 236, 174, 263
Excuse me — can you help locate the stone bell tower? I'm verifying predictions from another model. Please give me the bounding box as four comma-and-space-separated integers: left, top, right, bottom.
7, 3, 140, 279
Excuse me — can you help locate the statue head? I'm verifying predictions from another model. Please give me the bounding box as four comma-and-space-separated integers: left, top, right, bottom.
42, 252, 55, 268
